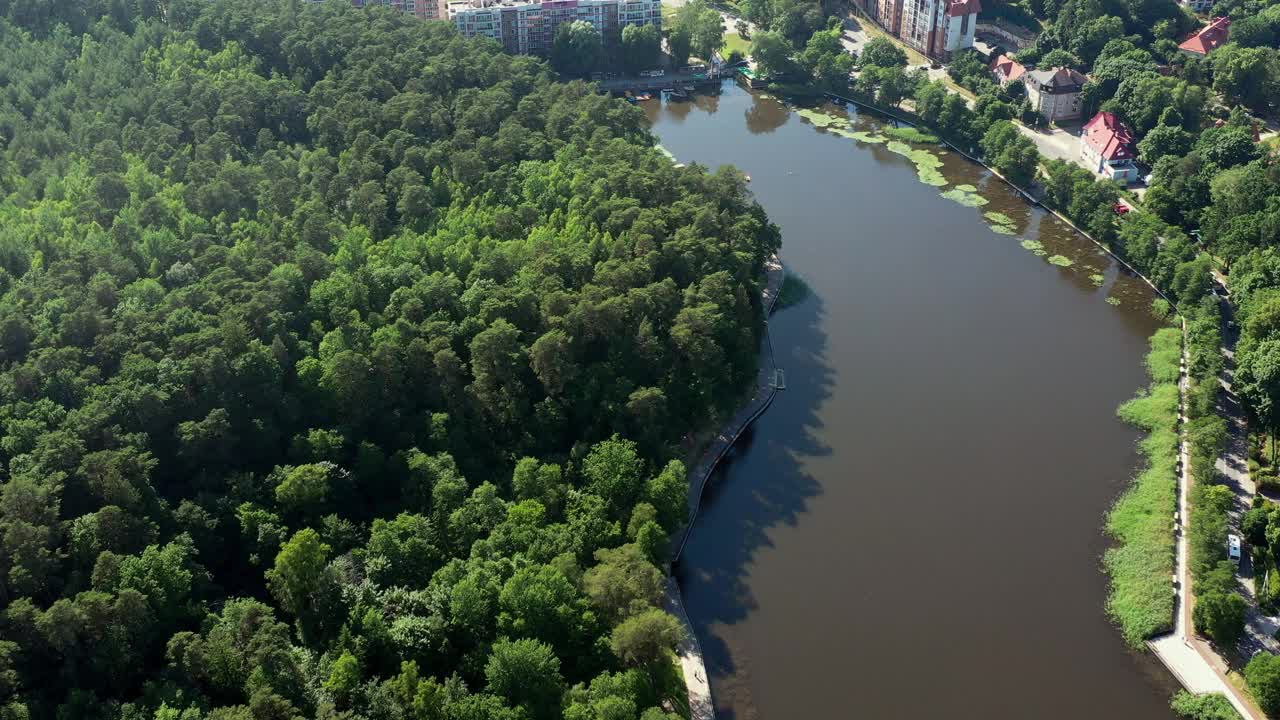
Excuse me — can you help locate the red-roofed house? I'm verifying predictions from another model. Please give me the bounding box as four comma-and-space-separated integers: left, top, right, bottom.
1179, 17, 1231, 57
1079, 112, 1139, 183
990, 53, 1026, 86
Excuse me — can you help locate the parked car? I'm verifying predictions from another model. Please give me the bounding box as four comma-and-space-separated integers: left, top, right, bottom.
1229, 534, 1243, 565
1112, 202, 1130, 216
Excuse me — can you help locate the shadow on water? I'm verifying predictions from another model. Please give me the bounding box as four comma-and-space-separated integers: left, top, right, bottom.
674, 287, 833, 719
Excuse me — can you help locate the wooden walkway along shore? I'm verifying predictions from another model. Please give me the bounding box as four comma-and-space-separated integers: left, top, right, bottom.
665, 254, 785, 720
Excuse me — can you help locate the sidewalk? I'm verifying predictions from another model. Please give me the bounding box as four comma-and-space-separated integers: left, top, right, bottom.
664, 577, 715, 720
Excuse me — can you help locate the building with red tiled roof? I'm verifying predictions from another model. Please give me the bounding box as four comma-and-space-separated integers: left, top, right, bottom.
990, 53, 1026, 86
1079, 112, 1139, 183
1179, 17, 1231, 57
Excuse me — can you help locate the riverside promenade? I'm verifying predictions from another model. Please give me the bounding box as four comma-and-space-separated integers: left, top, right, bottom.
665, 254, 785, 720
1148, 313, 1263, 720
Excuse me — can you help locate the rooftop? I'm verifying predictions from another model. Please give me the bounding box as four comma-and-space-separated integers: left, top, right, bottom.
1082, 111, 1135, 162
1179, 16, 1231, 56
1026, 66, 1086, 90
946, 0, 982, 16
990, 53, 1026, 83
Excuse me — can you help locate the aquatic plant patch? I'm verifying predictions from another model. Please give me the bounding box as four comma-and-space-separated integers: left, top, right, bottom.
941, 187, 988, 207
1105, 328, 1180, 646
1090, 274, 1106, 287
831, 128, 886, 144
796, 108, 849, 129
1106, 296, 1122, 306
983, 211, 1015, 227
885, 141, 947, 186
1019, 239, 1047, 256
1048, 255, 1074, 267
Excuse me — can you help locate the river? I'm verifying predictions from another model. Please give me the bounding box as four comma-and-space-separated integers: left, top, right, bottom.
647, 83, 1181, 719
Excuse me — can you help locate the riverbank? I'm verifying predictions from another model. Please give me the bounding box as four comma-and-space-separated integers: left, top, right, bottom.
669, 253, 784, 720
674, 253, 785, 561
1108, 326, 1181, 646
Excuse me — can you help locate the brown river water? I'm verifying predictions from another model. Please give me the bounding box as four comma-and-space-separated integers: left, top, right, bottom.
647, 83, 1180, 720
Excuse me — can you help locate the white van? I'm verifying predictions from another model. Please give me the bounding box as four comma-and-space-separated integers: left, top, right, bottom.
1229, 534, 1243, 565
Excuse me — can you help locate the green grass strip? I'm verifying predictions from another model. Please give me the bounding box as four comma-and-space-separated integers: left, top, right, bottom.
1104, 327, 1180, 647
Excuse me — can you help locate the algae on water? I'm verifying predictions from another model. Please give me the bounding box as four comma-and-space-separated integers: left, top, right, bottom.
941, 187, 988, 207
1106, 296, 1122, 306
1090, 273, 1105, 286
1020, 239, 1047, 256
1048, 255, 1074, 267
796, 108, 849, 129
886, 141, 948, 187
831, 128, 886, 144
983, 211, 1018, 235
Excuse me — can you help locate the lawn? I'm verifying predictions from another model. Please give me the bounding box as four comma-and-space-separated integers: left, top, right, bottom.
722, 30, 751, 56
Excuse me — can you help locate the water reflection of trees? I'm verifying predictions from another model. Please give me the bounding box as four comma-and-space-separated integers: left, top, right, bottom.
745, 94, 788, 135
675, 290, 831, 720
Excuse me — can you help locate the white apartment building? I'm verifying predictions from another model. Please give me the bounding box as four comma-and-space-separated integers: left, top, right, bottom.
448, 0, 661, 55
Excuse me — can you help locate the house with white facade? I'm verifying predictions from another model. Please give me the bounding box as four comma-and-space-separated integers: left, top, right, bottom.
1025, 66, 1085, 123
1080, 112, 1139, 183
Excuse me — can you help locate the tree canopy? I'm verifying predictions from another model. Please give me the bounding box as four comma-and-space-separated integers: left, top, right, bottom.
0, 2, 783, 719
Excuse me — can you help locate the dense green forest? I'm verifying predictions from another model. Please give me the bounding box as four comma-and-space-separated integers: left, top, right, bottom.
0, 2, 782, 718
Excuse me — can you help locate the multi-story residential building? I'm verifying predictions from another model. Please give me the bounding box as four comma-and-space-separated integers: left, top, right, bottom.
1024, 66, 1086, 123
448, 0, 660, 55
313, 0, 447, 21
857, 0, 979, 60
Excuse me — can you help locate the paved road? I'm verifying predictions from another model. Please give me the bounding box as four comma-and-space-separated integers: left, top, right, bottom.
1211, 279, 1280, 660
1015, 121, 1081, 164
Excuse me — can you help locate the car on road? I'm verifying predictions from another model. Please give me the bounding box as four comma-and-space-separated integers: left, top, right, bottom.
1229, 534, 1243, 565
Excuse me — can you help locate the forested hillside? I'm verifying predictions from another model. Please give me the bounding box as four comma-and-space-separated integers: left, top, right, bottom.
0, 2, 781, 718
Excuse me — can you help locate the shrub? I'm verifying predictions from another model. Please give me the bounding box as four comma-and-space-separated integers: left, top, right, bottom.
1246, 652, 1280, 716
1170, 690, 1242, 719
